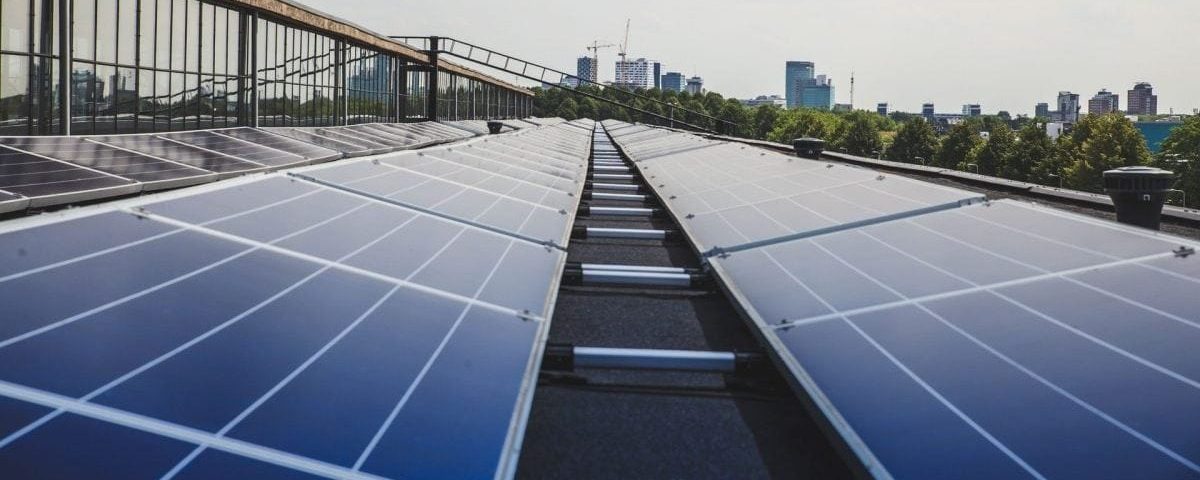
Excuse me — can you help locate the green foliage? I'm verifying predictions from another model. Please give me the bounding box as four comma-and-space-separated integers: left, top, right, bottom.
840, 111, 884, 157
1005, 121, 1056, 182
887, 118, 938, 164
752, 105, 781, 140
974, 123, 1016, 176
935, 122, 982, 169
766, 108, 845, 146
1156, 115, 1200, 207
1059, 113, 1151, 191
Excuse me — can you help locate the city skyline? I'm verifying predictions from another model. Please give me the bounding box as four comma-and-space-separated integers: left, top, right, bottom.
302, 0, 1200, 116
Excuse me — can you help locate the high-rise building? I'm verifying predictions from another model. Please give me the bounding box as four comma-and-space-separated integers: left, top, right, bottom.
661, 72, 685, 93
1127, 82, 1158, 115
653, 62, 663, 90
877, 103, 888, 116
1035, 103, 1050, 119
922, 103, 935, 117
614, 58, 655, 89
784, 61, 814, 108
784, 61, 834, 109
1057, 91, 1081, 123
962, 104, 982, 116
1088, 89, 1120, 115
577, 56, 598, 83
685, 76, 704, 95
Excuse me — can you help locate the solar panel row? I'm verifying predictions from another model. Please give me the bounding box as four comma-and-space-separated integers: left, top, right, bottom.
603, 120, 1200, 480
0, 120, 596, 479
0, 128, 341, 210
268, 122, 476, 158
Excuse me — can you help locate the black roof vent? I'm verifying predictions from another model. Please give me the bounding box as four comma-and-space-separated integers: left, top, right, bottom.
792, 137, 825, 159
1103, 166, 1174, 230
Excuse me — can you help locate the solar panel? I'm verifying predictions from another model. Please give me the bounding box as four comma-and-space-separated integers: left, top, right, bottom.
309, 128, 394, 154
91, 135, 267, 177
0, 144, 140, 207
360, 124, 434, 144
264, 128, 375, 157
382, 152, 578, 211
160, 131, 308, 169
298, 160, 575, 248
0, 171, 567, 478
609, 135, 983, 254
214, 128, 342, 165
0, 137, 216, 190
340, 125, 416, 148
706, 199, 1200, 479
351, 124, 430, 145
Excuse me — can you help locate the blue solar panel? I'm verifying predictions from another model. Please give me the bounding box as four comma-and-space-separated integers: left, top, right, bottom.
0, 137, 216, 190
0, 122, 597, 478
705, 200, 1200, 479
0, 145, 139, 207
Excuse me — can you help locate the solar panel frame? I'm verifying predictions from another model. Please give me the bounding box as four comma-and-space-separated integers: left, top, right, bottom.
262, 128, 375, 157
0, 163, 577, 479
0, 137, 216, 191
159, 131, 310, 169
704, 199, 1200, 479
213, 128, 343, 165
89, 134, 269, 179
0, 144, 142, 207
0, 189, 30, 214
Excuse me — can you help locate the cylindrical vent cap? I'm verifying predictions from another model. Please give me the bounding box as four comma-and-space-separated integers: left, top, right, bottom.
1102, 166, 1174, 231
487, 121, 504, 134
792, 137, 825, 159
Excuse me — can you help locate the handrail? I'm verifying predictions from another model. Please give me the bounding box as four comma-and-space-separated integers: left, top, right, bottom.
389, 36, 737, 133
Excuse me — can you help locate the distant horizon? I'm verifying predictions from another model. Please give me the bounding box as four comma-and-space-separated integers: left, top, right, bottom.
304, 0, 1199, 117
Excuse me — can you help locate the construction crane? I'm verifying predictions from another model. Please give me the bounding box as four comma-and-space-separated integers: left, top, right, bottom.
586, 41, 615, 82
616, 19, 631, 85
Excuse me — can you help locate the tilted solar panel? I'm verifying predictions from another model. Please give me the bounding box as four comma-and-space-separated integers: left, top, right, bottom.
0, 145, 140, 207
214, 128, 342, 165
0, 137, 216, 190
91, 135, 267, 177
0, 171, 570, 479
160, 131, 309, 169
264, 128, 376, 157
709, 200, 1200, 479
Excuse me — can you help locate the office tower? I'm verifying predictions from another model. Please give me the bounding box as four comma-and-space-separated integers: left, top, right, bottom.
1127, 82, 1158, 115
1088, 89, 1120, 115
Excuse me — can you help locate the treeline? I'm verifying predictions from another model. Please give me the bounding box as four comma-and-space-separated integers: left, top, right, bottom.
533, 88, 1199, 208
532, 86, 751, 136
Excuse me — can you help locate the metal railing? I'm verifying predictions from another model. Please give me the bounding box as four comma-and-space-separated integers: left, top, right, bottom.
390, 36, 737, 133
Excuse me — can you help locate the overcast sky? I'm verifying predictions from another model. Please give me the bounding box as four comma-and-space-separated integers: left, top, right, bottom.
307, 0, 1200, 116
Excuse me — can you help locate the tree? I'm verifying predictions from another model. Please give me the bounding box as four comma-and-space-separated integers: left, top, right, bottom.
766, 108, 844, 146
1059, 113, 1151, 191
935, 122, 982, 169
974, 123, 1016, 176
1156, 115, 1200, 207
752, 105, 781, 140
718, 99, 751, 137
887, 118, 938, 164
840, 111, 884, 157
1003, 121, 1055, 182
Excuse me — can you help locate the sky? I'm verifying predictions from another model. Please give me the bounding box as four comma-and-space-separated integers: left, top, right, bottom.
305, 0, 1200, 116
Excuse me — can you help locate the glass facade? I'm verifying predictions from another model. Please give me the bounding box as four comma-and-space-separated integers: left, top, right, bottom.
0, 0, 531, 135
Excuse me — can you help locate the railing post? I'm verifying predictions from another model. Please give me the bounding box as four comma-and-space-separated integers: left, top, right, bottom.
426, 36, 439, 121
57, 0, 71, 134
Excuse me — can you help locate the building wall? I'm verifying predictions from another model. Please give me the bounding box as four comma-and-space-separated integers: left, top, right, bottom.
661, 72, 685, 92
784, 61, 814, 108
576, 56, 597, 83
1127, 83, 1158, 115
0, 0, 531, 135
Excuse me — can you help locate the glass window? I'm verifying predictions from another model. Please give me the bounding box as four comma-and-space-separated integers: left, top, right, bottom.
117, 0, 136, 64
95, 0, 116, 63
74, 0, 96, 60
0, 54, 30, 135
2, 0, 30, 52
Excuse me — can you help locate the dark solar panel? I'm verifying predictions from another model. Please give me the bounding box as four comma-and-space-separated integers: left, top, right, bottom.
0, 145, 139, 206
708, 200, 1200, 479
266, 128, 374, 157
91, 135, 265, 176
341, 125, 418, 148
310, 128, 393, 153
215, 128, 342, 164
0, 172, 564, 478
0, 137, 214, 190
160, 131, 307, 168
